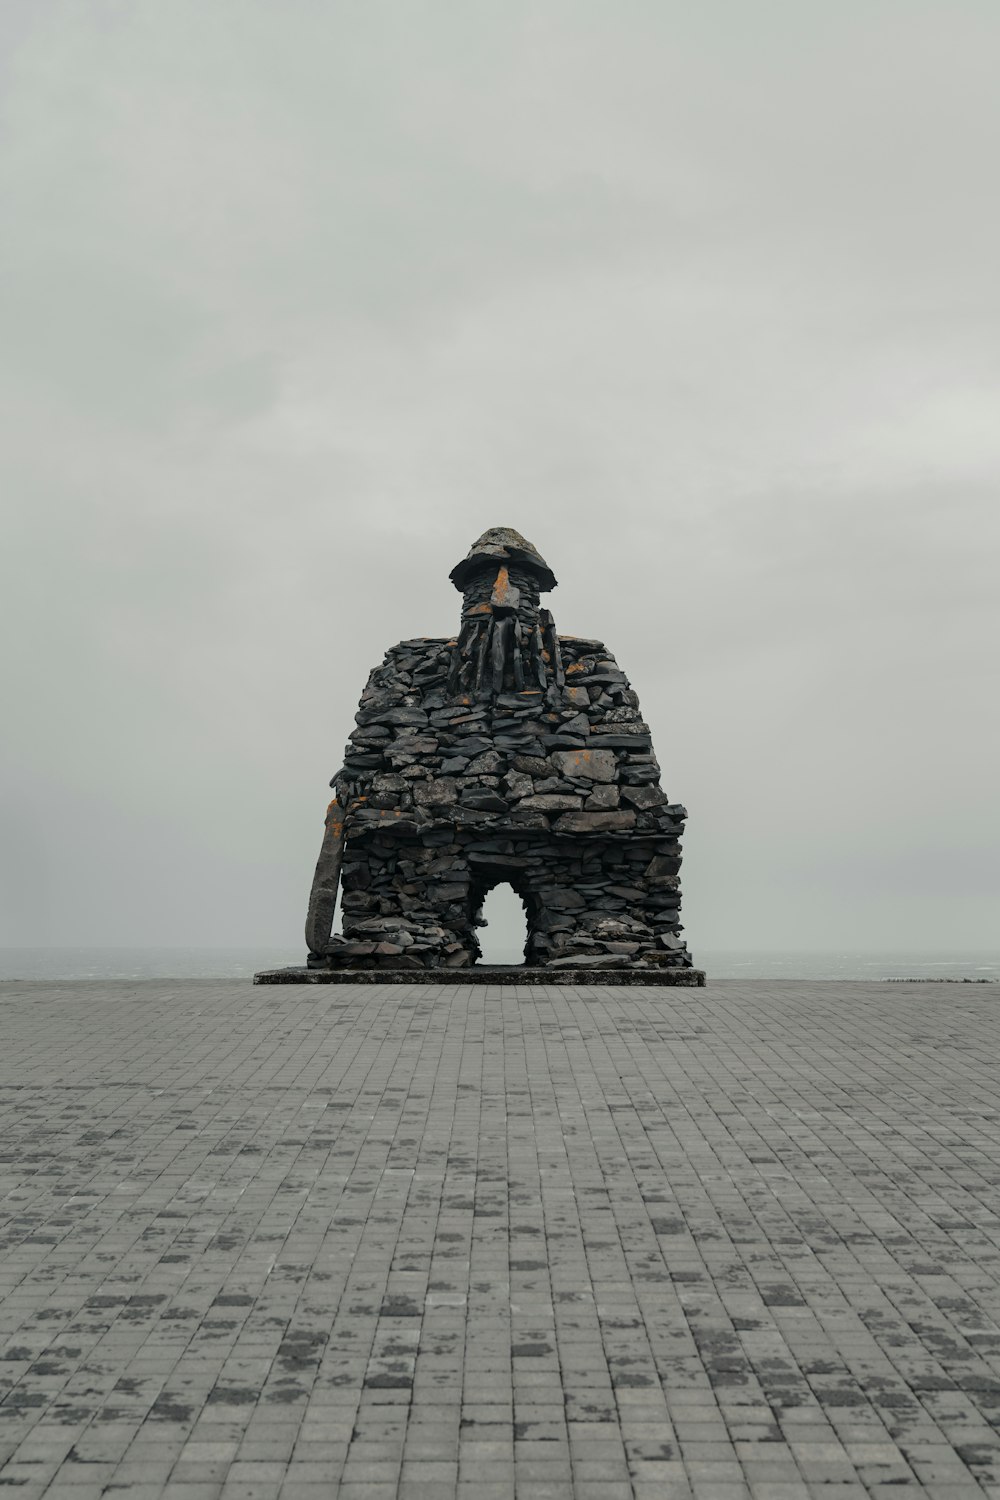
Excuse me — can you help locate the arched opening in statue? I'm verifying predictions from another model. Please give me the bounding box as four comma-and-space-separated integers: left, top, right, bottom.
472, 878, 532, 967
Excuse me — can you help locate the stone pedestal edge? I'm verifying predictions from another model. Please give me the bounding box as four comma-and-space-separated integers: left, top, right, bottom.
253, 966, 707, 986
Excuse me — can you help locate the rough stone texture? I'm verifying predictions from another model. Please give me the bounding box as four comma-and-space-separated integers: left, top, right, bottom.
303, 527, 701, 978
2, 976, 1000, 1499
255, 964, 706, 986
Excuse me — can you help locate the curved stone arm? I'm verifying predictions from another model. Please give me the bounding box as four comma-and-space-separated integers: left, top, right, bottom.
304, 798, 346, 956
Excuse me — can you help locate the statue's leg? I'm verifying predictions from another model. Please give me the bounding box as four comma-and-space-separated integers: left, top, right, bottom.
305, 798, 345, 958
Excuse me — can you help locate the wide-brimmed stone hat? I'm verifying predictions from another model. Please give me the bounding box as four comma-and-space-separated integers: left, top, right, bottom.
449, 527, 557, 593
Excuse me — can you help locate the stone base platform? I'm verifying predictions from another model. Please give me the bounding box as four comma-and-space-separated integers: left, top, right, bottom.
254, 964, 707, 985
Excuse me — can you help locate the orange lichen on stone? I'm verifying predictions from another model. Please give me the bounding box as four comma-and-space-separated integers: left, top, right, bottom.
490, 565, 520, 610
552, 747, 618, 782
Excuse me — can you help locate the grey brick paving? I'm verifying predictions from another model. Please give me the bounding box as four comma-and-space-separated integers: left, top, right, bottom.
1, 980, 999, 1499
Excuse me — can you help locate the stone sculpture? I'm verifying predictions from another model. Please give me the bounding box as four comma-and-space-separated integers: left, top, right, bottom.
292, 527, 702, 982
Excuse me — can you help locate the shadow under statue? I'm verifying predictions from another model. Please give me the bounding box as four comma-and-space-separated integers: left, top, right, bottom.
256, 527, 704, 985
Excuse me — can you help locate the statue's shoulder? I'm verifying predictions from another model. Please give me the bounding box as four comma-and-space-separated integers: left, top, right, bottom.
559, 636, 628, 681
384, 636, 454, 666
365, 637, 453, 698
560, 636, 607, 654
338, 638, 453, 796
556, 637, 641, 725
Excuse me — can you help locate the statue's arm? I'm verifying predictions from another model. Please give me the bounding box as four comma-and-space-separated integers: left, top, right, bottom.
304, 796, 345, 957
303, 661, 403, 955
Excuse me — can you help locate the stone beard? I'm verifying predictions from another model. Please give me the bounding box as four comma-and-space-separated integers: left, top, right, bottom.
449, 564, 561, 699
305, 527, 698, 977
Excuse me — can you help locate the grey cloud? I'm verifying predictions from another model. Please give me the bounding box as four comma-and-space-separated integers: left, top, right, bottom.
1, 0, 998, 954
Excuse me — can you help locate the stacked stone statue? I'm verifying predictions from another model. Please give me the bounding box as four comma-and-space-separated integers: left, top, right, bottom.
293, 528, 703, 983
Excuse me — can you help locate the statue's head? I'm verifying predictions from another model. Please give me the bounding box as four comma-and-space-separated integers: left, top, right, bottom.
449, 527, 556, 627
448, 528, 559, 699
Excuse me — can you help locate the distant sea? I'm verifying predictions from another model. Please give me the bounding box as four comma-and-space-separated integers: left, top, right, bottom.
1, 948, 998, 982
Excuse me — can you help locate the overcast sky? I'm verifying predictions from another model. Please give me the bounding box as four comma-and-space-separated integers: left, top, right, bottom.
1, 0, 998, 956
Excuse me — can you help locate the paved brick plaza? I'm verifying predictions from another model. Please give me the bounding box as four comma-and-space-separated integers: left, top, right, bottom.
1, 979, 1000, 1499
